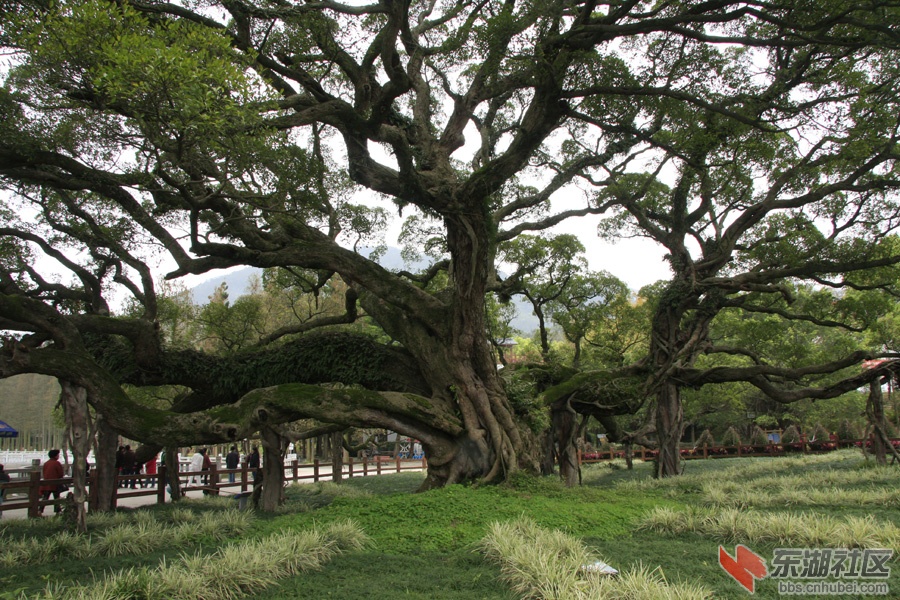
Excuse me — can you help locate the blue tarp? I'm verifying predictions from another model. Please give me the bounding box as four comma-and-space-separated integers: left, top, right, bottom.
0, 420, 18, 438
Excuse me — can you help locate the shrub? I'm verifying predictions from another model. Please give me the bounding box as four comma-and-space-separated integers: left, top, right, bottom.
721, 426, 742, 448
694, 429, 715, 448
837, 419, 860, 441
781, 425, 801, 444
748, 426, 768, 447
810, 423, 831, 443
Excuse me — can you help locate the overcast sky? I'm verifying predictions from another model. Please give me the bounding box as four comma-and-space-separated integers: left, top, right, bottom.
551, 216, 672, 292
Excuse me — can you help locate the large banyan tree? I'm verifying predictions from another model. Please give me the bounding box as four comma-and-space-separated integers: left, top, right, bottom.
2, 0, 900, 501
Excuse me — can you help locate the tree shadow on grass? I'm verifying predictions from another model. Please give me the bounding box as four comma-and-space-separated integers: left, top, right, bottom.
250, 550, 515, 600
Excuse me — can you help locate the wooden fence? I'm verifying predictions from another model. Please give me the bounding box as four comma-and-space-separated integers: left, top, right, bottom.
578, 438, 900, 465
0, 455, 426, 518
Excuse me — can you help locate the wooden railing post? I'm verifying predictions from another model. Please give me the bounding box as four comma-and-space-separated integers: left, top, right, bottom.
703, 443, 708, 459
28, 469, 41, 519
737, 444, 742, 457
348, 457, 354, 478
363, 457, 369, 477
376, 457, 382, 475
313, 459, 320, 482
88, 467, 98, 511
240, 462, 249, 493
640, 446, 646, 460
395, 455, 401, 473
292, 459, 298, 483
210, 463, 219, 492
157, 464, 167, 505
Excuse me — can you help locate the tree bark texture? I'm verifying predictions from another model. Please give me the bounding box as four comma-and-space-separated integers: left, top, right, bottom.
551, 406, 580, 487
92, 414, 119, 512
164, 445, 183, 501
868, 379, 888, 465
655, 382, 684, 477
259, 426, 286, 511
61, 381, 91, 532
330, 430, 343, 484
649, 282, 705, 478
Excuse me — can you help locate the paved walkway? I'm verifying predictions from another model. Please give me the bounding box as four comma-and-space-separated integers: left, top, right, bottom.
1, 462, 424, 521
0, 484, 250, 521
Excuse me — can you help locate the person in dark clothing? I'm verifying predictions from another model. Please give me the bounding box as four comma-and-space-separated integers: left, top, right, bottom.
248, 446, 261, 483
115, 446, 125, 487
225, 446, 240, 483
200, 448, 212, 493
122, 445, 137, 488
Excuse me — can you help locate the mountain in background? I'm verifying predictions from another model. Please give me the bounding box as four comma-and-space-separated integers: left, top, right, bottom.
191, 248, 540, 334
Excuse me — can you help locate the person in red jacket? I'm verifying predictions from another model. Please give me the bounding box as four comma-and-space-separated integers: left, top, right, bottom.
39, 449, 65, 515
145, 454, 158, 487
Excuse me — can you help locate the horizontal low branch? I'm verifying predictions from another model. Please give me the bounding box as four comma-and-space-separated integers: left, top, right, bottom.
679, 354, 900, 404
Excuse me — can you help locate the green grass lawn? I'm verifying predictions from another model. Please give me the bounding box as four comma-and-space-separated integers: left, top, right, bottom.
1, 450, 897, 599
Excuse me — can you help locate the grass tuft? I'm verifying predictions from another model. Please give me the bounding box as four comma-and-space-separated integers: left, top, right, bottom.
37, 520, 369, 600
637, 506, 900, 552
479, 517, 711, 599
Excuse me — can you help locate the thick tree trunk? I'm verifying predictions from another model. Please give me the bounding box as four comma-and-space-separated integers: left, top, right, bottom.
60, 382, 91, 532
330, 430, 343, 483
649, 282, 701, 479
93, 414, 119, 512
164, 445, 183, 501
360, 214, 540, 491
259, 426, 285, 511
655, 383, 684, 477
539, 429, 556, 475
624, 442, 634, 470
552, 407, 579, 487
868, 379, 888, 465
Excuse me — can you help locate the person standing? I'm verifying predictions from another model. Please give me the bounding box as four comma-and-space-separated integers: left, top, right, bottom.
122, 445, 137, 489
225, 446, 240, 484
0, 464, 10, 518
248, 446, 261, 483
39, 449, 65, 515
200, 448, 212, 493
115, 445, 125, 487
145, 455, 158, 487
189, 448, 204, 485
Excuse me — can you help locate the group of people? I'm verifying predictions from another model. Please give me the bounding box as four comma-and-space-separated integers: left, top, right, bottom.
1, 443, 265, 517
115, 445, 158, 488
189, 445, 262, 486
